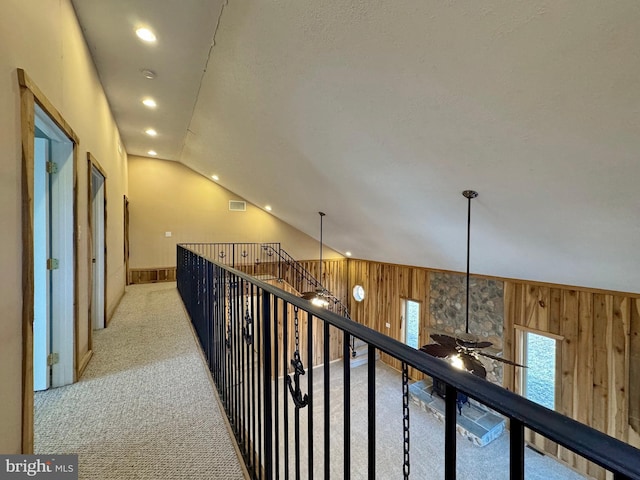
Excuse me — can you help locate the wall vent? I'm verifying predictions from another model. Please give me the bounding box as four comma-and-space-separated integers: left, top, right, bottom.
229, 200, 246, 212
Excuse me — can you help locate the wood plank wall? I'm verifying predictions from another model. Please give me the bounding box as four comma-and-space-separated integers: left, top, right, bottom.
347, 260, 430, 381
341, 259, 638, 480
503, 283, 638, 479
128, 267, 176, 284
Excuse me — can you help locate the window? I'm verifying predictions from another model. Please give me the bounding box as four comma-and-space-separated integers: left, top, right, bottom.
521, 331, 557, 410
402, 299, 420, 348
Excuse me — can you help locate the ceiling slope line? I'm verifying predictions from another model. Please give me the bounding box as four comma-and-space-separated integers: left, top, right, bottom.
179, 0, 229, 161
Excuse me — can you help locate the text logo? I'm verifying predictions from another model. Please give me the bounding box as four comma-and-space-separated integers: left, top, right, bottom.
0, 455, 77, 479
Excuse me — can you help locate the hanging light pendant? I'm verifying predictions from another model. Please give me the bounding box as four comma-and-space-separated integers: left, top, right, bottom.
312, 212, 329, 306
301, 212, 329, 307
420, 189, 527, 382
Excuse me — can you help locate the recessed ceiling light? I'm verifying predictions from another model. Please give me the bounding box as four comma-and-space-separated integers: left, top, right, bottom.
145, 128, 157, 136
211, 175, 219, 181
140, 69, 157, 79
148, 150, 157, 156
345, 251, 352, 257
135, 27, 156, 43
265, 205, 272, 211
142, 98, 157, 108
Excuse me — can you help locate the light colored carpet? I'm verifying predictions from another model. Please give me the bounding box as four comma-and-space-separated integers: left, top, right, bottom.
281, 360, 587, 479
35, 282, 245, 480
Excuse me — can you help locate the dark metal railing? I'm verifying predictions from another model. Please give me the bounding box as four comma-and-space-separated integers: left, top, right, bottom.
261, 245, 350, 320
180, 242, 282, 279
182, 242, 350, 320
177, 245, 640, 480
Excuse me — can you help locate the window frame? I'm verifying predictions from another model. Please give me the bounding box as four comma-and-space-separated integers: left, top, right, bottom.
515, 325, 563, 411
401, 298, 422, 349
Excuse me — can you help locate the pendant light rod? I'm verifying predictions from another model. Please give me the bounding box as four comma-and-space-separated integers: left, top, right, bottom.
318, 212, 325, 289
462, 190, 478, 334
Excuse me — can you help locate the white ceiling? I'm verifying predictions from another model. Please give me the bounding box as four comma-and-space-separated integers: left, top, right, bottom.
72, 0, 640, 294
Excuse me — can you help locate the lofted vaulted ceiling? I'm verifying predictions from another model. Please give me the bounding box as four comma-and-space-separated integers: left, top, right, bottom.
72, 0, 640, 294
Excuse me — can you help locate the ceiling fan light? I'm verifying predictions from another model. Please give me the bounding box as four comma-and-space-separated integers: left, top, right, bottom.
311, 295, 329, 307
449, 354, 465, 370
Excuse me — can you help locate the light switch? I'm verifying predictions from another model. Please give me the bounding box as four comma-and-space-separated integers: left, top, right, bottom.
165, 231, 172, 237
385, 322, 391, 329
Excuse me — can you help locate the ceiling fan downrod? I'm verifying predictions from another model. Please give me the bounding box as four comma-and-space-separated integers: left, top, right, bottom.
462, 190, 478, 335
318, 211, 325, 291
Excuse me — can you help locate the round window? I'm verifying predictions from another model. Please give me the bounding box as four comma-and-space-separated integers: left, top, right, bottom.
352, 285, 365, 302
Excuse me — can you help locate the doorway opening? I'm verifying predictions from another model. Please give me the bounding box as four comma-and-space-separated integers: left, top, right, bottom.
33, 104, 75, 391
19, 68, 79, 453
88, 155, 107, 332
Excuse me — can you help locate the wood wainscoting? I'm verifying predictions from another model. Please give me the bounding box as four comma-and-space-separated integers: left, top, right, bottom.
128, 267, 177, 284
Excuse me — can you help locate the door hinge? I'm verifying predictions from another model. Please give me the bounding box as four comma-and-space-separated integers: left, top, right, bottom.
46, 161, 58, 174
47, 353, 59, 366
47, 258, 59, 270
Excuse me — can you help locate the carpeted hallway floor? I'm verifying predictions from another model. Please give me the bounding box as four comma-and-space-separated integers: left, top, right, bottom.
35, 282, 246, 479
35, 282, 586, 479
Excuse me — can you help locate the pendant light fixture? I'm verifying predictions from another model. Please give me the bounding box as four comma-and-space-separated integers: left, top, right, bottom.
301, 212, 329, 307
420, 189, 527, 380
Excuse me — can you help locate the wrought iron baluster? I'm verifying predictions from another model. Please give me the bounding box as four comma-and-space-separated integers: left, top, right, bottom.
286, 306, 307, 480
243, 280, 253, 345
286, 306, 309, 409
402, 362, 410, 479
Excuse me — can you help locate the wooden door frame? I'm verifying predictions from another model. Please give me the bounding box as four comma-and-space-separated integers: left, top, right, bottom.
124, 195, 130, 285
18, 68, 80, 454
87, 153, 107, 347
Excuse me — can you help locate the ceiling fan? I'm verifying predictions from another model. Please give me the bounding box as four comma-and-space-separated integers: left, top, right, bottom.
419, 190, 526, 379
301, 212, 330, 307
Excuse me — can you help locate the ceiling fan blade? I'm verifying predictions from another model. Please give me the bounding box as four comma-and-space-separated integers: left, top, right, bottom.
300, 291, 317, 300
461, 354, 487, 378
457, 339, 494, 349
477, 351, 527, 368
430, 334, 458, 349
419, 344, 456, 358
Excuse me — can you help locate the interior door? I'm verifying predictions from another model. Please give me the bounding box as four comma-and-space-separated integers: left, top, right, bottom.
33, 104, 75, 389
33, 136, 50, 391
124, 195, 130, 285
91, 165, 106, 330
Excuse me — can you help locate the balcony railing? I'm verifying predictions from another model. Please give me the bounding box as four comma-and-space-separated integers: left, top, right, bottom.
177, 244, 640, 480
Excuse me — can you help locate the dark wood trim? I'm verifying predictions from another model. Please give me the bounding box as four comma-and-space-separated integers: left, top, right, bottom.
106, 289, 126, 327
18, 68, 79, 453
19, 80, 35, 455
128, 267, 177, 284
78, 349, 93, 378
124, 195, 130, 286
17, 69, 79, 144
87, 153, 108, 355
